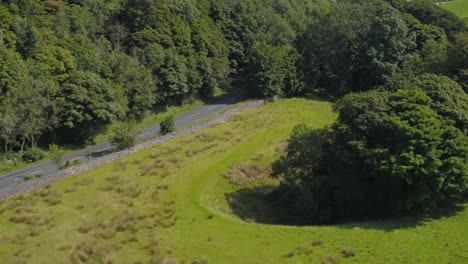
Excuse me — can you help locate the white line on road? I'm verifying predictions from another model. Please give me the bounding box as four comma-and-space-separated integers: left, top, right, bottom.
141, 132, 151, 137
69, 156, 84, 162
14, 177, 22, 181
30, 170, 42, 175
185, 112, 201, 120
208, 105, 219, 110
96, 147, 111, 152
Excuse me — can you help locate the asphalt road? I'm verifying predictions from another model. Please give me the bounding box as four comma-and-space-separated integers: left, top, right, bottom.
0, 94, 244, 190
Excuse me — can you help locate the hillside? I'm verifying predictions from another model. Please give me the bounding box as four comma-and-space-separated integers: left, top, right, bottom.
0, 0, 467, 263
441, 0, 468, 18
0, 98, 467, 263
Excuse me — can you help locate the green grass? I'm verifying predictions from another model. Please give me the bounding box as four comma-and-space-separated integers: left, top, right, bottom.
0, 100, 203, 176
440, 0, 468, 18
0, 98, 467, 263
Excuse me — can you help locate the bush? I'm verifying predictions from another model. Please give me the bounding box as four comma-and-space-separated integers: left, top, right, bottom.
24, 174, 36, 181
48, 144, 64, 164
160, 115, 175, 135
22, 148, 46, 163
63, 159, 82, 169
111, 121, 138, 150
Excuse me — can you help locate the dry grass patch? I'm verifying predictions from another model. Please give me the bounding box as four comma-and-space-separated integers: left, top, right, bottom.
186, 144, 218, 157
69, 239, 119, 264
225, 164, 272, 185
74, 176, 94, 187
43, 189, 63, 205
340, 248, 356, 258
322, 256, 339, 264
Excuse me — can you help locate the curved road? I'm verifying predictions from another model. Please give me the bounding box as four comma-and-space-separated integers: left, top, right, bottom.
0, 94, 244, 190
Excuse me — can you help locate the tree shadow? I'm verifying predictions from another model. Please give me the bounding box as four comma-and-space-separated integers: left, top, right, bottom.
225, 186, 285, 225
335, 202, 466, 232
225, 186, 466, 231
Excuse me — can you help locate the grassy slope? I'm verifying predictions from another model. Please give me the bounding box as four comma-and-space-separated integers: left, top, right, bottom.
441, 0, 468, 18
0, 98, 466, 263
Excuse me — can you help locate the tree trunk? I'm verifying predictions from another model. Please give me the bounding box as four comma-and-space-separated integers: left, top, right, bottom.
19, 139, 25, 157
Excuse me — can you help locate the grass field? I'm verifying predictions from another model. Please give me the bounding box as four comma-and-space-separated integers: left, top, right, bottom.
0, 98, 467, 263
441, 0, 468, 18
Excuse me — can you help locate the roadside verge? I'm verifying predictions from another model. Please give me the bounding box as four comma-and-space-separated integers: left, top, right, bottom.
0, 100, 264, 200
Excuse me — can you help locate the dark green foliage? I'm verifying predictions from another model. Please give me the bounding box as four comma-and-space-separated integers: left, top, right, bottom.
21, 148, 46, 163
299, 1, 415, 95
0, 0, 316, 154
448, 32, 468, 91
405, 0, 466, 39
111, 122, 138, 151
274, 82, 468, 223
385, 74, 468, 134
246, 42, 302, 97
160, 116, 175, 136
58, 71, 125, 144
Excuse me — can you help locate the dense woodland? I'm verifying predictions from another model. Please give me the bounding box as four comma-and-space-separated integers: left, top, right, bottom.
0, 0, 467, 222
0, 0, 322, 156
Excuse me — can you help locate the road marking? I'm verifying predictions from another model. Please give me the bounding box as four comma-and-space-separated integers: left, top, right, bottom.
141, 132, 151, 137
69, 156, 84, 162
208, 105, 219, 110
14, 177, 22, 181
185, 112, 201, 120
30, 170, 42, 175
96, 147, 111, 152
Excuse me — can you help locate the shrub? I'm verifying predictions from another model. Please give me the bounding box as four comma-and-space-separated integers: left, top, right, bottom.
111, 121, 138, 150
160, 115, 175, 135
22, 148, 46, 163
63, 159, 82, 169
48, 144, 64, 164
24, 174, 36, 181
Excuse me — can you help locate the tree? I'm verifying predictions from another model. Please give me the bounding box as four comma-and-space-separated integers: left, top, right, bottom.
385, 74, 468, 134
448, 32, 468, 91
160, 115, 175, 135
299, 1, 415, 95
405, 0, 466, 39
57, 71, 125, 144
402, 14, 448, 74
108, 52, 156, 120
111, 122, 138, 151
49, 143, 64, 165
274, 87, 468, 223
246, 42, 301, 97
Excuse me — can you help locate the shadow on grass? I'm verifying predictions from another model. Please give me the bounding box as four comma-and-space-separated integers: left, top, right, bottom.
226, 186, 466, 231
